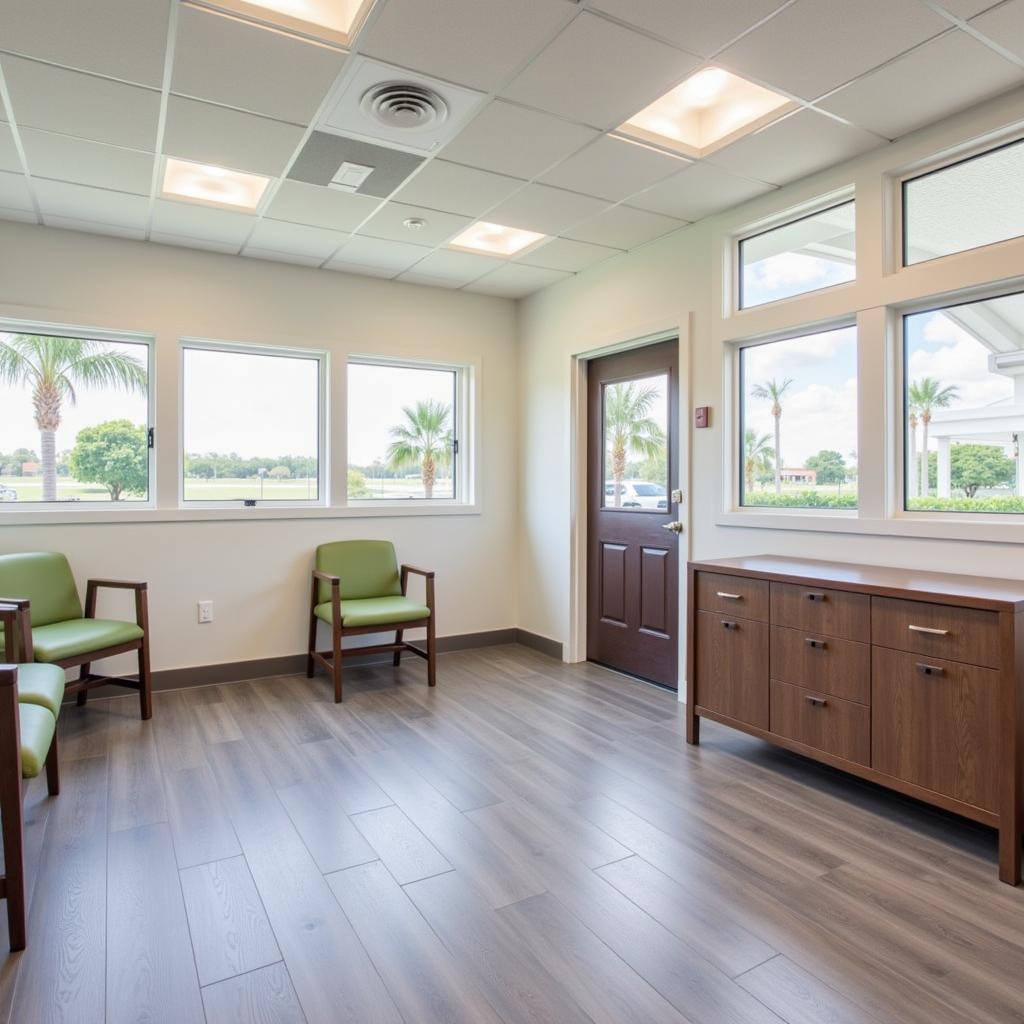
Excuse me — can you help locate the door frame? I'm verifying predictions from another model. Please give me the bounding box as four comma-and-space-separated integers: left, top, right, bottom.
568, 315, 693, 703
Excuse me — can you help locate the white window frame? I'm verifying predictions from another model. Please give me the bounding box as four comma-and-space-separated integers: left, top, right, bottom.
344, 355, 475, 508
0, 316, 156, 513
178, 337, 329, 510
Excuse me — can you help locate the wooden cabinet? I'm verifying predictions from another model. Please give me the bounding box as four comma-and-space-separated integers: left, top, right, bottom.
687, 555, 1024, 886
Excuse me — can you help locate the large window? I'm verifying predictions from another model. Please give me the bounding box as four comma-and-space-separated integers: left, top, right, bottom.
904, 292, 1024, 514
347, 360, 461, 501
739, 200, 856, 309
0, 326, 151, 504
182, 342, 324, 504
739, 324, 858, 509
903, 138, 1024, 266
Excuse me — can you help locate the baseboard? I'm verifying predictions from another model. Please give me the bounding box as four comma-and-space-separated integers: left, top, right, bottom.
514, 629, 563, 660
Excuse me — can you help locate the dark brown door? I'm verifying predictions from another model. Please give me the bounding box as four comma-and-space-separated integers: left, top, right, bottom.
587, 340, 680, 689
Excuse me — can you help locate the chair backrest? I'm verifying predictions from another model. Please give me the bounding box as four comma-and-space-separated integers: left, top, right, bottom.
0, 553, 82, 627
316, 541, 401, 602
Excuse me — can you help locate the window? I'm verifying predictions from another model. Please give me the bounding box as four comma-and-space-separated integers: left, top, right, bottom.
0, 325, 151, 505
601, 375, 668, 511
904, 291, 1024, 514
182, 342, 324, 504
739, 200, 856, 309
903, 138, 1024, 266
347, 360, 462, 501
739, 324, 858, 509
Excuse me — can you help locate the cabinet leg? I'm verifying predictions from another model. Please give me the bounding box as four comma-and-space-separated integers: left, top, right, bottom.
686, 706, 700, 745
998, 821, 1021, 885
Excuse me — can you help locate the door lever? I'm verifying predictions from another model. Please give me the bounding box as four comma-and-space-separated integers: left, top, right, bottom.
661, 521, 684, 533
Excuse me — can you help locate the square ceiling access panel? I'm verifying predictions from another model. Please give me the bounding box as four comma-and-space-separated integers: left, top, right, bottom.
287, 131, 424, 199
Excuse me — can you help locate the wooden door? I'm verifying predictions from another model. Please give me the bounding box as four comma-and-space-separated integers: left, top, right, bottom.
587, 340, 680, 688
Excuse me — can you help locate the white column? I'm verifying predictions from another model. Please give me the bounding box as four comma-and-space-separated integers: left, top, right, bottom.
937, 436, 951, 498
1016, 435, 1024, 497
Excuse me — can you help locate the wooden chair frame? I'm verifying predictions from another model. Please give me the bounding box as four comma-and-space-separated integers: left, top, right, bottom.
307, 564, 436, 703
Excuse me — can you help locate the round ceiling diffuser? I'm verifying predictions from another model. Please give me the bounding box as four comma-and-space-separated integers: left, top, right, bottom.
360, 82, 449, 132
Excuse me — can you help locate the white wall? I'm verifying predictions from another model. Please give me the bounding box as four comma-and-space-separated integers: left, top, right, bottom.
518, 88, 1024, 658
0, 222, 519, 672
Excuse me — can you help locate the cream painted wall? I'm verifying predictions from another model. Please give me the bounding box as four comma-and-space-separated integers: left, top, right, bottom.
0, 222, 518, 672
518, 87, 1024, 670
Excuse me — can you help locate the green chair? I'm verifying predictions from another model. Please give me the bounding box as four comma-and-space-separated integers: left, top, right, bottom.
0, 603, 62, 951
307, 540, 436, 703
0, 552, 152, 720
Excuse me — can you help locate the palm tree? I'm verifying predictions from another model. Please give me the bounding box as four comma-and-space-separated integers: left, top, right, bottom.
0, 334, 147, 501
751, 377, 794, 494
908, 377, 958, 496
386, 399, 452, 499
907, 406, 920, 499
743, 429, 775, 496
604, 381, 666, 506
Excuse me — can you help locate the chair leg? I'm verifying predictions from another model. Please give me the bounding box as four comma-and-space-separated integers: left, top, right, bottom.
427, 617, 437, 688
45, 733, 60, 798
76, 663, 90, 707
307, 615, 317, 679
332, 625, 343, 704
0, 753, 25, 952
393, 629, 404, 667
138, 639, 152, 722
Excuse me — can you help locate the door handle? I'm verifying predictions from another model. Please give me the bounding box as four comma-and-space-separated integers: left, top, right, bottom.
661, 521, 684, 533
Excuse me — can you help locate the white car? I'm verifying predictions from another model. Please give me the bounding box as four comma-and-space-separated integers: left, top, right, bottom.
605, 480, 667, 509
0, 485, 18, 502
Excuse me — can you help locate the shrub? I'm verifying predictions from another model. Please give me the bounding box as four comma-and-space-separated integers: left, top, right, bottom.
744, 490, 858, 509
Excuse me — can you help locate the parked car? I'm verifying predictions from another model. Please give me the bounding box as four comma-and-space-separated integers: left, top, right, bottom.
0, 486, 18, 502
604, 480, 666, 509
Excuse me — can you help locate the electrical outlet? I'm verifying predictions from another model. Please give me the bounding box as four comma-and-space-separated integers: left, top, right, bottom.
197, 600, 213, 624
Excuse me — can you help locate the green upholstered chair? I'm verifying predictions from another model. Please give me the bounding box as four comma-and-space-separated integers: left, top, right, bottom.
307, 540, 436, 702
0, 552, 152, 720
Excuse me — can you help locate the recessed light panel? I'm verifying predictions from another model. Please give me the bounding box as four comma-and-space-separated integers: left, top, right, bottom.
618, 67, 795, 158
449, 222, 546, 258
162, 157, 270, 210
191, 0, 374, 45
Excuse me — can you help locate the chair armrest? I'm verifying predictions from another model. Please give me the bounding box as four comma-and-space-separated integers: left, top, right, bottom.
0, 599, 30, 611
0, 665, 16, 688
312, 570, 341, 588
0, 603, 33, 662
400, 565, 435, 579
86, 579, 147, 591
85, 579, 149, 628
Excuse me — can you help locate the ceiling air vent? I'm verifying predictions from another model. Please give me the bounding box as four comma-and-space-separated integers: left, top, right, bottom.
361, 83, 449, 132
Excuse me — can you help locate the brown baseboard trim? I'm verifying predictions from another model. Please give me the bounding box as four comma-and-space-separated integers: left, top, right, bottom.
514, 629, 563, 660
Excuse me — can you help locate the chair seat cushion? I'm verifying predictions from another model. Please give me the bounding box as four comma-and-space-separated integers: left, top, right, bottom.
18, 703, 55, 779
32, 618, 144, 663
15, 663, 65, 718
314, 596, 430, 629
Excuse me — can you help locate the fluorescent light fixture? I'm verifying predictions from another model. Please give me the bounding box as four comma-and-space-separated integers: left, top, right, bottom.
162, 157, 270, 210
449, 222, 546, 258
190, 0, 375, 44
618, 66, 795, 158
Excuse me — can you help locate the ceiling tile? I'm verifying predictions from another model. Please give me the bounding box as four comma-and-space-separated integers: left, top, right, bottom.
163, 96, 304, 177
326, 261, 396, 279
244, 247, 323, 268
326, 235, 433, 272
502, 13, 701, 129
440, 100, 599, 180
406, 248, 504, 283
819, 29, 1024, 140
706, 110, 882, 186
627, 161, 774, 221
564, 204, 685, 249
716, 0, 948, 100
150, 199, 256, 246
265, 180, 379, 232
0, 171, 34, 212
396, 272, 465, 289
516, 236, 622, 272
0, 124, 22, 173
172, 6, 347, 123
20, 129, 154, 195
486, 183, 610, 235
150, 231, 240, 255
247, 218, 349, 258
938, 0, 1004, 17
466, 263, 572, 298
359, 202, 471, 247
540, 135, 688, 202
392, 161, 524, 218
1, 57, 160, 151
359, 0, 574, 92
0, 208, 37, 225
1, 0, 171, 88
588, 0, 789, 57
42, 215, 145, 241
33, 180, 149, 231
971, 0, 1024, 60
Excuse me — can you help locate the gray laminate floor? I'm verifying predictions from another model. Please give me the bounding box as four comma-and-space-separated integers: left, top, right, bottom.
2, 644, 1022, 1023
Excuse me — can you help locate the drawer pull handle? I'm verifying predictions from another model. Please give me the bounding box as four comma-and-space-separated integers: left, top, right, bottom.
721, 620, 738, 630
908, 624, 949, 636
805, 638, 827, 650
716, 592, 742, 600
805, 696, 828, 708
916, 663, 945, 677
805, 592, 826, 602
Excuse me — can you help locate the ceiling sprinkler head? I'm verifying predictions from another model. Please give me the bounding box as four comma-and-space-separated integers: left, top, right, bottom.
403, 217, 427, 230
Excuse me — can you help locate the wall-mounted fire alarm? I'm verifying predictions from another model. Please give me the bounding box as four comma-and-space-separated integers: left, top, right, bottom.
694, 406, 710, 428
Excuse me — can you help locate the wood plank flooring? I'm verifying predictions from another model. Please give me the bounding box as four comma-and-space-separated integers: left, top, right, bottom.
2, 644, 1023, 1023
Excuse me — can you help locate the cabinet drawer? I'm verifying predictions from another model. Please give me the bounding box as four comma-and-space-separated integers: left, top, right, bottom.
695, 572, 769, 620
871, 597, 999, 669
769, 625, 869, 704
695, 610, 768, 729
770, 679, 869, 765
872, 647, 1000, 812
770, 582, 870, 641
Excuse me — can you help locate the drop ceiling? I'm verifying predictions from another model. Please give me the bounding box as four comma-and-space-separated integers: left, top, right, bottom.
0, 0, 1023, 298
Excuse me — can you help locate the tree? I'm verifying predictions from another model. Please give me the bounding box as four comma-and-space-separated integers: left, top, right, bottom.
268, 465, 291, 479
603, 381, 666, 507
908, 377, 958, 496
805, 449, 847, 486
750, 377, 794, 494
743, 429, 775, 495
68, 420, 148, 501
0, 335, 147, 501
950, 444, 1015, 498
386, 400, 453, 499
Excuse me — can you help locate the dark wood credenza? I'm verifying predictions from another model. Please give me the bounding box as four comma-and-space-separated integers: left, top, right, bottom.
685, 555, 1024, 884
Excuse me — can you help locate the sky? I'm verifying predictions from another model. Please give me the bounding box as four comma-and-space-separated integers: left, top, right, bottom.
742, 251, 855, 308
